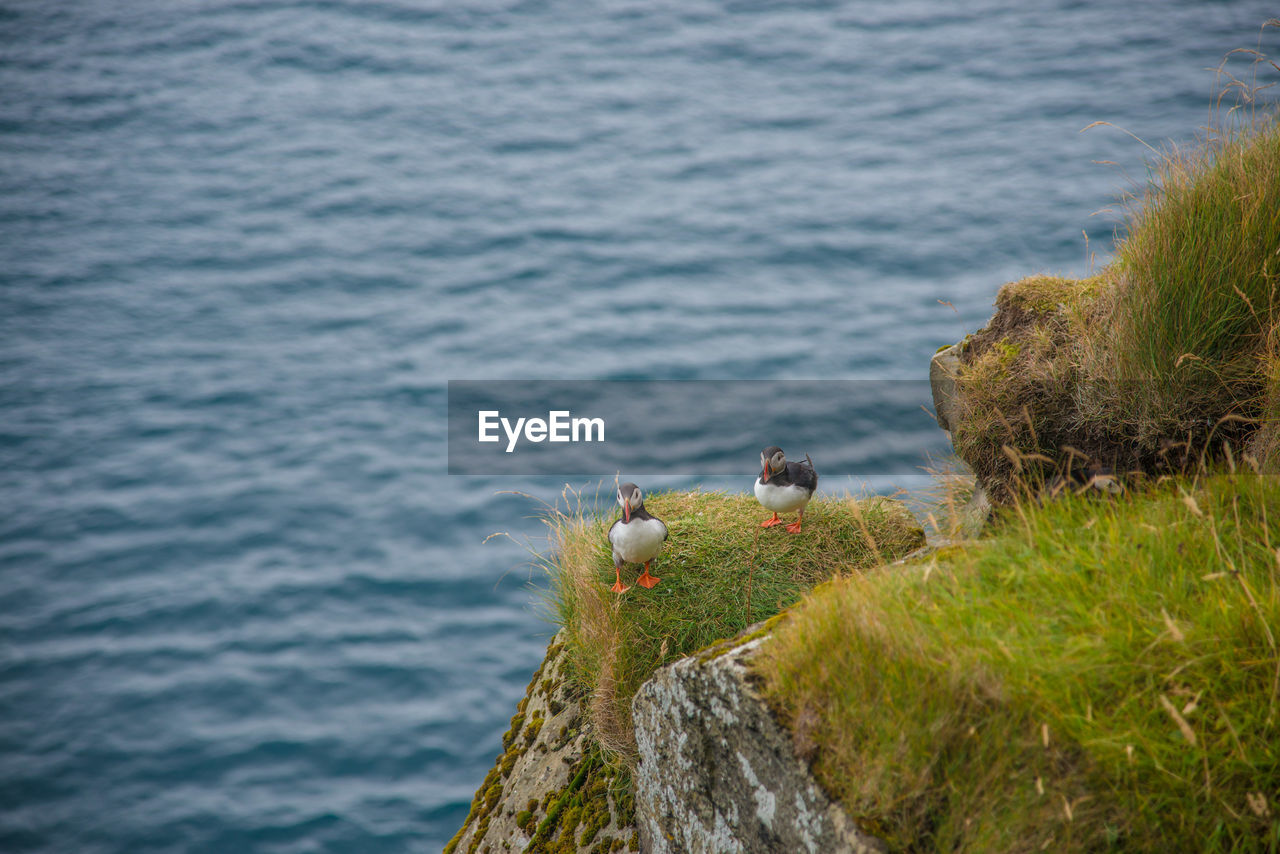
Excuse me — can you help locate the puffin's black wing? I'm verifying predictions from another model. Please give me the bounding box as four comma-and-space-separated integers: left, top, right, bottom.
787, 456, 818, 493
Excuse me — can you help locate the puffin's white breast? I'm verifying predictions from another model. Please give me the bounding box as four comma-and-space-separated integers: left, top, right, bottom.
754, 479, 813, 513
610, 517, 666, 563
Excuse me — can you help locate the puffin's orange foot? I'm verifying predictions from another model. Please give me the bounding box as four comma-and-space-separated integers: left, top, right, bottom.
636, 571, 660, 589
785, 519, 803, 534
760, 513, 783, 528
610, 580, 630, 593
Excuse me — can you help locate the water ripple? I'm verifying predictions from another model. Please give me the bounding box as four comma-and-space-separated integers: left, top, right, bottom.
1, 0, 1273, 850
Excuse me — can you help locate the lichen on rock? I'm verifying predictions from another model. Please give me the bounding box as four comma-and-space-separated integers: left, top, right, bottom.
445, 632, 638, 854
632, 630, 886, 854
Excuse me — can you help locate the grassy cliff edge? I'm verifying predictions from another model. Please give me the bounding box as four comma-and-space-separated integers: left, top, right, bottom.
548, 489, 926, 762
749, 67, 1280, 852
755, 474, 1280, 851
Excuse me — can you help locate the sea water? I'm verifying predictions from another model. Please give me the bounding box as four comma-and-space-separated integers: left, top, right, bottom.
1, 1, 1275, 850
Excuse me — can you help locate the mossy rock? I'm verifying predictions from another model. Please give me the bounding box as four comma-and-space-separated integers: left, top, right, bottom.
444, 632, 637, 854
948, 121, 1280, 501
996, 273, 1102, 316
950, 273, 1116, 502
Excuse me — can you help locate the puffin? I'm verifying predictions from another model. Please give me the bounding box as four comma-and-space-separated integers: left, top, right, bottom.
754, 446, 818, 533
1043, 460, 1124, 501
607, 482, 667, 593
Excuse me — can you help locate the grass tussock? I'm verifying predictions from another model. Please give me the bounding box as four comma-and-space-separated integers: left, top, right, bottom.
952, 37, 1280, 498
1255, 322, 1280, 468
1085, 113, 1280, 454
1109, 117, 1280, 394
755, 472, 1280, 852
952, 274, 1106, 499
544, 487, 924, 762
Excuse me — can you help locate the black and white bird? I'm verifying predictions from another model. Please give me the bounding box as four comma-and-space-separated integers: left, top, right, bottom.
754, 446, 818, 533
1043, 460, 1124, 501
607, 482, 667, 592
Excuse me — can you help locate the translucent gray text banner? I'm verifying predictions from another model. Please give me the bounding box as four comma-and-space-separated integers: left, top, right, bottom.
447, 380, 947, 476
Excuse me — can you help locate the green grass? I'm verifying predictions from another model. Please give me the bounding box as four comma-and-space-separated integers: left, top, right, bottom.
1102, 117, 1280, 446
755, 473, 1280, 852
544, 488, 925, 761
949, 53, 1280, 497
1114, 118, 1280, 368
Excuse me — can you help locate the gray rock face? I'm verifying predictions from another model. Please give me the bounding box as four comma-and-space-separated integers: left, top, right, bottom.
445, 631, 637, 853
930, 342, 963, 433
930, 341, 993, 536
632, 635, 886, 854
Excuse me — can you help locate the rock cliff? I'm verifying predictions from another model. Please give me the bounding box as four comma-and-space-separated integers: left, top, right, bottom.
446, 624, 890, 854
633, 632, 885, 854
444, 632, 638, 854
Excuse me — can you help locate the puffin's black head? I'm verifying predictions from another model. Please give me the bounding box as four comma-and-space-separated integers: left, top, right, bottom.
617, 482, 643, 522
759, 446, 785, 482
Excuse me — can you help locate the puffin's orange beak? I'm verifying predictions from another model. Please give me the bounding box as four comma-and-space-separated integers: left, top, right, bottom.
761, 467, 770, 483
624, 499, 631, 523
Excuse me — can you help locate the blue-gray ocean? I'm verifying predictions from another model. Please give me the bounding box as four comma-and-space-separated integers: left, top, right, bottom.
2, 2, 1275, 851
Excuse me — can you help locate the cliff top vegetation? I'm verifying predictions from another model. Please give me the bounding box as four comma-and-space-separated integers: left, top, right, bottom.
543, 487, 925, 762
756, 465, 1280, 852
754, 39, 1280, 849
951, 35, 1280, 500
